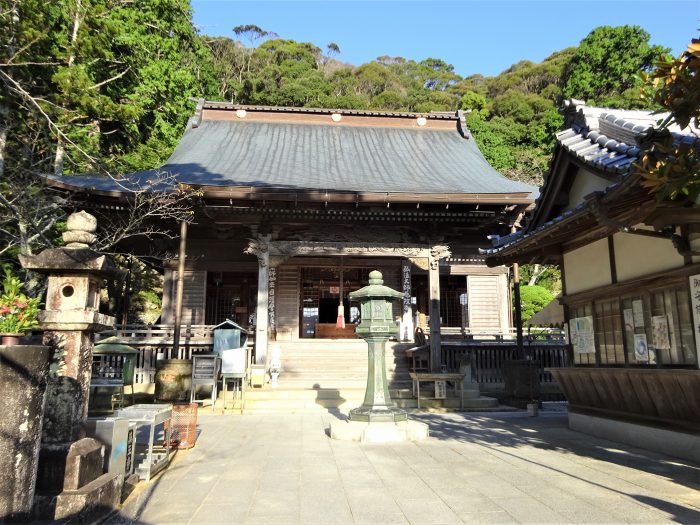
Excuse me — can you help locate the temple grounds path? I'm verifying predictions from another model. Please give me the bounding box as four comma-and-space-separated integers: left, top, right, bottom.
110, 407, 700, 524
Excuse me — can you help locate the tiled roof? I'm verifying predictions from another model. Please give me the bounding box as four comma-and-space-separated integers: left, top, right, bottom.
46, 103, 536, 201
161, 119, 534, 195
483, 100, 699, 260
556, 125, 641, 175
556, 100, 698, 175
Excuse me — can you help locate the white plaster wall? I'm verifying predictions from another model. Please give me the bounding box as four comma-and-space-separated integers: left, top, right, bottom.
498, 273, 510, 332
563, 239, 612, 294
613, 228, 685, 282
563, 168, 612, 212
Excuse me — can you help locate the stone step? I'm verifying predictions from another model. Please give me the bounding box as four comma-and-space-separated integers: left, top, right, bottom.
219, 383, 500, 413
277, 368, 407, 374
265, 381, 413, 390
263, 340, 414, 402
242, 387, 416, 400
228, 397, 501, 413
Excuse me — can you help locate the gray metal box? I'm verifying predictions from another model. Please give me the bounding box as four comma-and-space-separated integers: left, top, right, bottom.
85, 416, 136, 477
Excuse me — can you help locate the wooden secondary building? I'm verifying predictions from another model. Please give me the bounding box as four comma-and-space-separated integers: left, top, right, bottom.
485, 100, 700, 461
45, 102, 536, 372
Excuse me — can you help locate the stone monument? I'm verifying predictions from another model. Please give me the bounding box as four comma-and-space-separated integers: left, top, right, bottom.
0, 343, 50, 521
330, 270, 428, 442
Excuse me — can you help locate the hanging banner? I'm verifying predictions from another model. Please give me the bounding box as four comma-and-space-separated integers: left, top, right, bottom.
569, 316, 595, 354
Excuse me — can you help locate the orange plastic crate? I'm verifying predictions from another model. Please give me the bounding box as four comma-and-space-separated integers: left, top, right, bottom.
170, 403, 198, 449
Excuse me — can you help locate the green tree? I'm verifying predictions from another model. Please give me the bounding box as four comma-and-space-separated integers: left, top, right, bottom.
354, 61, 396, 98
243, 39, 330, 106
562, 25, 669, 106
0, 0, 213, 258
460, 91, 488, 116
205, 37, 247, 102
371, 91, 406, 111
466, 113, 519, 173
519, 285, 555, 323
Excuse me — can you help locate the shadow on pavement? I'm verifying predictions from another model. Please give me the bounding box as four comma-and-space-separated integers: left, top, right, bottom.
412, 411, 700, 495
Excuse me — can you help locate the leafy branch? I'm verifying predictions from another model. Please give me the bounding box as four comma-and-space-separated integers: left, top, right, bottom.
636, 39, 700, 202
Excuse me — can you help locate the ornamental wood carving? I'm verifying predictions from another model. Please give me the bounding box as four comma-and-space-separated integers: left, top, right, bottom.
429, 245, 452, 270
268, 241, 429, 257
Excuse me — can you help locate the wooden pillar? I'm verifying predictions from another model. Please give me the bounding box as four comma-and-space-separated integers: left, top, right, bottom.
255, 251, 270, 365
461, 275, 468, 335
401, 259, 414, 342
513, 261, 524, 359
428, 252, 442, 372
510, 216, 525, 358
161, 269, 173, 324
172, 220, 187, 359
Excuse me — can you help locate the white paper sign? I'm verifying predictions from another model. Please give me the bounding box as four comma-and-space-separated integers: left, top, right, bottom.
434, 380, 447, 399
689, 274, 700, 363
632, 300, 645, 328
623, 309, 634, 333
570, 316, 595, 354
634, 333, 649, 362
652, 315, 670, 351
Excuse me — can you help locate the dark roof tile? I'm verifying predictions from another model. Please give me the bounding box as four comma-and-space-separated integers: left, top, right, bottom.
46, 116, 536, 198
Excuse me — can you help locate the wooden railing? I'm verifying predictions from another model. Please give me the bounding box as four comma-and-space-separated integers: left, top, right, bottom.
441, 326, 566, 343
99, 324, 567, 386
99, 325, 219, 385
442, 341, 569, 384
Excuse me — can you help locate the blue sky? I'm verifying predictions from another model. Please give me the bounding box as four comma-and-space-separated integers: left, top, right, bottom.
192, 1, 699, 77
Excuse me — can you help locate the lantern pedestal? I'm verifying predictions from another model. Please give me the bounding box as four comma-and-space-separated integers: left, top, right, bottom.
349, 336, 407, 423
330, 270, 428, 443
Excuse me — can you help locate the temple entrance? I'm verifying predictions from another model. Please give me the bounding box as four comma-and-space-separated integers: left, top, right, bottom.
300, 267, 370, 338
205, 271, 258, 327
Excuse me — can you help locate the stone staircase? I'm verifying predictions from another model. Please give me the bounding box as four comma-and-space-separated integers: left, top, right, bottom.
226, 339, 500, 413
274, 339, 412, 390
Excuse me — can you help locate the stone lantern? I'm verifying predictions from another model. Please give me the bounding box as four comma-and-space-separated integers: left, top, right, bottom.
20, 210, 119, 442
331, 270, 428, 442
348, 270, 406, 423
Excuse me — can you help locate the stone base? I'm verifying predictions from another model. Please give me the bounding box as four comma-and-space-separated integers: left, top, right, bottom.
349, 405, 407, 423
54, 472, 121, 521
330, 418, 429, 443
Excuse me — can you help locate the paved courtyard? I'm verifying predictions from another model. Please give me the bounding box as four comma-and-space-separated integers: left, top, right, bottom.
111, 407, 700, 524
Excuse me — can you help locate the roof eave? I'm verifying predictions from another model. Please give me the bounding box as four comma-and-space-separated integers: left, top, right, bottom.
194, 186, 535, 205
39, 176, 536, 206
483, 176, 651, 266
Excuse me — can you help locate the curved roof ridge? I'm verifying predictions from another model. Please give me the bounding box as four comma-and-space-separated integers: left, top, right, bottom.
201, 100, 459, 120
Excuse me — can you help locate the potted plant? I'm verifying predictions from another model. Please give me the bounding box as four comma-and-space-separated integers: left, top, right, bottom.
0, 267, 41, 345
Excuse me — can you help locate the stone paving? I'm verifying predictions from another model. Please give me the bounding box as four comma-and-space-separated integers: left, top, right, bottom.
110, 406, 700, 524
